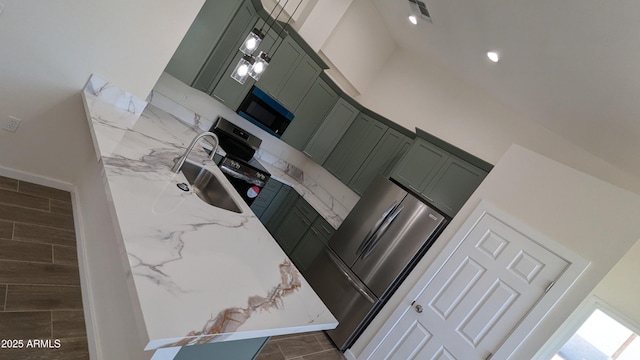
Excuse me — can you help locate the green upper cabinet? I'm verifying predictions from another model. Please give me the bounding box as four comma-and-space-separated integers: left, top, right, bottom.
422, 155, 487, 215
323, 113, 388, 184
280, 77, 338, 150
191, 1, 258, 93
392, 138, 449, 194
303, 98, 359, 164
165, 0, 244, 86
256, 35, 321, 111
211, 25, 280, 110
348, 128, 412, 195
391, 137, 489, 217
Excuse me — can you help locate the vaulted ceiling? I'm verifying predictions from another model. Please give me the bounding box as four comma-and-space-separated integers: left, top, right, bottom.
370, 0, 640, 181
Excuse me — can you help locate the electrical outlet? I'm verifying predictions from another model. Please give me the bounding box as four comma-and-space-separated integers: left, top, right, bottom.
3, 116, 22, 133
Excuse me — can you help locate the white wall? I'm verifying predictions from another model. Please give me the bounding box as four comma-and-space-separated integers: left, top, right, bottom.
297, 0, 353, 52
320, 0, 396, 93
355, 49, 640, 195
350, 145, 640, 358
0, 0, 205, 184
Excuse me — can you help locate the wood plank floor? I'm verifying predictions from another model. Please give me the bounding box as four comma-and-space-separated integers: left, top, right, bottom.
0, 175, 88, 359
256, 331, 346, 360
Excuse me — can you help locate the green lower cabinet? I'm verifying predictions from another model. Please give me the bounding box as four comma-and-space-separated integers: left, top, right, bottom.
303, 98, 359, 164
348, 128, 412, 195
272, 197, 318, 254
173, 336, 268, 360
264, 186, 298, 234
290, 217, 335, 273
280, 77, 338, 150
323, 113, 388, 184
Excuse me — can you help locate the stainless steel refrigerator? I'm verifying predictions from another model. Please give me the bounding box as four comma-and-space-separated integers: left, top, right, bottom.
305, 175, 448, 351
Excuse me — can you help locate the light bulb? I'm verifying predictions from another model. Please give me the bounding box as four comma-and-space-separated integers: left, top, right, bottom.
246, 38, 257, 51
237, 64, 249, 76
252, 62, 264, 74
408, 15, 418, 25
487, 51, 499, 62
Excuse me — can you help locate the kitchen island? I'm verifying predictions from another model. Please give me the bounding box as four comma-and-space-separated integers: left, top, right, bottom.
81, 75, 337, 358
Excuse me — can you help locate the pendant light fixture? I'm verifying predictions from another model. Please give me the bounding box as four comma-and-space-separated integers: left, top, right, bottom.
231, 0, 303, 84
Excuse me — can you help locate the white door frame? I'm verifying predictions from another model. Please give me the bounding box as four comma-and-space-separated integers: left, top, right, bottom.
359, 200, 590, 359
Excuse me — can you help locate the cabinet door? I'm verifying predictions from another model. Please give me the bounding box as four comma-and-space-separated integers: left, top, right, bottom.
164, 0, 242, 85
349, 128, 410, 195
304, 98, 358, 164
324, 113, 388, 184
276, 55, 321, 110
256, 36, 305, 97
273, 208, 313, 254
211, 30, 280, 110
391, 138, 449, 194
263, 186, 298, 233
192, 3, 259, 92
290, 218, 334, 273
422, 155, 488, 216
280, 78, 338, 150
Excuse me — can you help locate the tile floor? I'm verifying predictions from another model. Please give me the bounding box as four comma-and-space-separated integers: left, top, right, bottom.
256, 331, 346, 360
0, 175, 89, 359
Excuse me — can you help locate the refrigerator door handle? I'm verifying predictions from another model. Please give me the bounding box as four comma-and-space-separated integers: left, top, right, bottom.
361, 206, 404, 260
356, 201, 399, 258
325, 249, 377, 304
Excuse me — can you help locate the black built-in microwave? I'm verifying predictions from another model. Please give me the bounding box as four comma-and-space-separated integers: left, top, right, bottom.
237, 86, 294, 138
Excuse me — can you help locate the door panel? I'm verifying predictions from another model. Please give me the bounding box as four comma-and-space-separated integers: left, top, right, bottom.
369, 212, 569, 360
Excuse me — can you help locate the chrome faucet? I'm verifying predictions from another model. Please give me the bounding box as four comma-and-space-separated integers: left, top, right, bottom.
172, 131, 220, 173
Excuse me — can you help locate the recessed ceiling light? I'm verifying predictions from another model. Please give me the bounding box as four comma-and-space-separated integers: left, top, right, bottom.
408, 15, 418, 25
487, 51, 499, 63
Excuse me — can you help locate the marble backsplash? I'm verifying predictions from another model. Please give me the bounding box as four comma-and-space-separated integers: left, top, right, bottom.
147, 83, 359, 226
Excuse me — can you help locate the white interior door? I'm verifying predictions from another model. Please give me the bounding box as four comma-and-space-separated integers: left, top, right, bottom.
364, 206, 570, 360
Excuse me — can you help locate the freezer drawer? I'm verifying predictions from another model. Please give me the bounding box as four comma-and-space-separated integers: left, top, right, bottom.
305, 247, 378, 351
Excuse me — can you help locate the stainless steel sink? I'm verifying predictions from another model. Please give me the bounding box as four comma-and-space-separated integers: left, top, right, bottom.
180, 161, 242, 213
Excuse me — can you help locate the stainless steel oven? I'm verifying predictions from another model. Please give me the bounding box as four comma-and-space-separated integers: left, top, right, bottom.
237, 86, 294, 138
209, 117, 270, 206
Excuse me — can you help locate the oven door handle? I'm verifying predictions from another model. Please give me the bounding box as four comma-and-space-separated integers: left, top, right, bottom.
219, 165, 266, 188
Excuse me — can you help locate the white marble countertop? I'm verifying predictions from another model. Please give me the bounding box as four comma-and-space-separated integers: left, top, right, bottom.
81, 75, 337, 352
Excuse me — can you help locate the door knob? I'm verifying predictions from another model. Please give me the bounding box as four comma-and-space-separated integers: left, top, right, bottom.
415, 304, 423, 313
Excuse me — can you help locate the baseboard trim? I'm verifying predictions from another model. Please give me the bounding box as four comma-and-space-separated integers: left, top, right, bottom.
0, 165, 74, 192
71, 187, 100, 359
344, 349, 357, 360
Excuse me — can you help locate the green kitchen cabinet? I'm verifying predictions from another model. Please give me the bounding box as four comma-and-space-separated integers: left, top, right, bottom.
272, 197, 319, 254
348, 128, 412, 195
421, 155, 488, 216
173, 336, 268, 360
303, 98, 359, 164
263, 185, 299, 234
165, 0, 243, 86
191, 1, 259, 93
391, 137, 488, 217
250, 177, 284, 218
211, 24, 281, 110
391, 138, 449, 194
256, 35, 322, 111
280, 77, 338, 150
290, 217, 335, 273
323, 113, 388, 184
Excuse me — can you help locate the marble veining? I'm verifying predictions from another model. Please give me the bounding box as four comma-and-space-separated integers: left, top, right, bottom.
169, 260, 301, 348
82, 75, 337, 354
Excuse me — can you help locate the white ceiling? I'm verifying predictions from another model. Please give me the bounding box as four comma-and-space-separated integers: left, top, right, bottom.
370, 0, 640, 180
